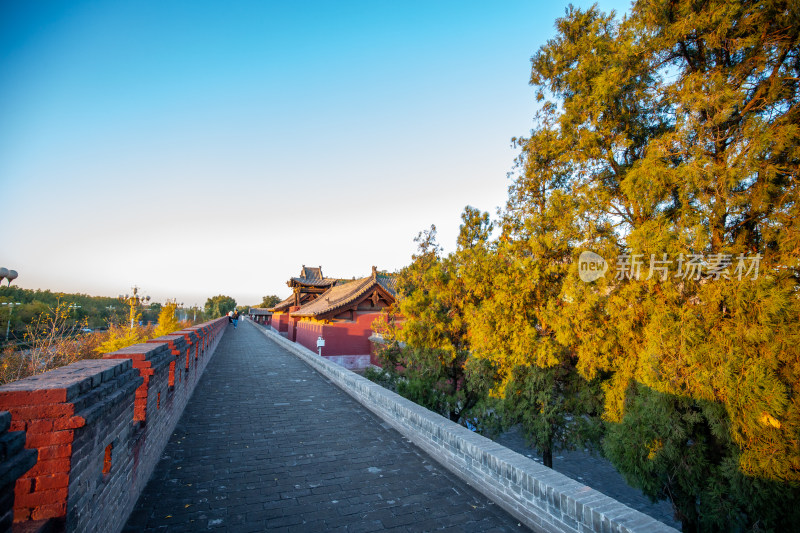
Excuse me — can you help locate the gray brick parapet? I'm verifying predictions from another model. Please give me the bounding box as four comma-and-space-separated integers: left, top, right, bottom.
255, 323, 678, 533
0, 317, 228, 533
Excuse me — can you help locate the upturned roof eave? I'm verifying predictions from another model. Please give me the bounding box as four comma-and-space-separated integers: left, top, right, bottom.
289, 277, 395, 320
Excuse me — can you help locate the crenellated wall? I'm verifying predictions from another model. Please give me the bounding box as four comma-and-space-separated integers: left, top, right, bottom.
0, 317, 228, 533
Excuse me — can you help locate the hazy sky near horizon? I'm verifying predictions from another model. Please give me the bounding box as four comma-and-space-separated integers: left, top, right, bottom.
1, 0, 632, 307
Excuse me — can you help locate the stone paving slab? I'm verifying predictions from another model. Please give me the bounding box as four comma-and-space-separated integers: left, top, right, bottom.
123, 322, 526, 532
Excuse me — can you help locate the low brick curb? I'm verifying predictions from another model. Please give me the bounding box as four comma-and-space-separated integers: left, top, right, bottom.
251, 321, 678, 533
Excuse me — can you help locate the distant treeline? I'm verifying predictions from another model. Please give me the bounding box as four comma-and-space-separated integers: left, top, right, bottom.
0, 286, 162, 341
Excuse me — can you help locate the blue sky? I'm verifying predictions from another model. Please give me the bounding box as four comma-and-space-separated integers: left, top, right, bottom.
1, 0, 632, 307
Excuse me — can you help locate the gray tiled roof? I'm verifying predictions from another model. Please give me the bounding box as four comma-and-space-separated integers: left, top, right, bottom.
289, 265, 337, 288
290, 273, 396, 318
269, 294, 295, 312
377, 275, 397, 296
289, 277, 337, 287
300, 266, 323, 280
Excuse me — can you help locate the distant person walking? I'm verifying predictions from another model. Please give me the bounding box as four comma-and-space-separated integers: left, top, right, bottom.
232, 310, 239, 329
227, 310, 233, 324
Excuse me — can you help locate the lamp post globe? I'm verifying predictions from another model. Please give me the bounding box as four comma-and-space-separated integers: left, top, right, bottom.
0, 269, 17, 287
119, 286, 150, 329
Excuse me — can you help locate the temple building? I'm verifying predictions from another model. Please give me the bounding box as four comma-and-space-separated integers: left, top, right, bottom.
247, 308, 272, 326
267, 265, 396, 369
269, 265, 338, 335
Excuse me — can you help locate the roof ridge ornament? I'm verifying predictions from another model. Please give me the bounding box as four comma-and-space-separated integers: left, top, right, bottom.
372, 265, 377, 280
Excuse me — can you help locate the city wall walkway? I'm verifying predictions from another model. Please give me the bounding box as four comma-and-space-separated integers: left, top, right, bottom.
123, 321, 525, 532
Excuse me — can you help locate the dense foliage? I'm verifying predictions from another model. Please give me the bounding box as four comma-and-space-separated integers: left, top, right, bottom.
374, 224, 491, 424
0, 286, 129, 340
0, 300, 197, 386
153, 302, 182, 337
0, 288, 210, 385
0, 302, 102, 385
374, 1, 800, 530
0, 286, 172, 342
204, 295, 237, 318
259, 295, 282, 308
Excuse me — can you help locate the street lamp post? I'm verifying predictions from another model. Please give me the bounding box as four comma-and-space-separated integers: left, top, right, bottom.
166, 298, 184, 321
0, 267, 21, 342
67, 304, 82, 328
104, 306, 116, 328
119, 286, 150, 329
1, 302, 21, 341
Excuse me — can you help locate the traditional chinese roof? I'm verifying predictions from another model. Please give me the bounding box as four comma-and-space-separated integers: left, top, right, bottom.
269, 294, 296, 313
291, 267, 396, 319
249, 308, 272, 316
376, 274, 397, 295
288, 265, 337, 288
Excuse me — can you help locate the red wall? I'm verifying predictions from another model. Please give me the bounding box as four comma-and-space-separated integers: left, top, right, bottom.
271, 313, 289, 334
295, 313, 382, 357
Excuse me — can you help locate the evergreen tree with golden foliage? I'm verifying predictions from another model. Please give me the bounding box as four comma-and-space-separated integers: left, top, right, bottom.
377, 1, 798, 528
153, 303, 182, 338
96, 306, 152, 355
376, 223, 491, 424
515, 0, 800, 529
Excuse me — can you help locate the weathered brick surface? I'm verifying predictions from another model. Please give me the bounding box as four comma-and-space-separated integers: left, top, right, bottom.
104, 342, 173, 424
0, 317, 228, 533
257, 324, 679, 533
0, 411, 37, 533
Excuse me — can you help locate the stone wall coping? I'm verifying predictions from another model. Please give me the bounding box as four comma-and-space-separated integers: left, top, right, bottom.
145, 334, 186, 344
0, 359, 133, 401
168, 330, 198, 342
106, 342, 171, 358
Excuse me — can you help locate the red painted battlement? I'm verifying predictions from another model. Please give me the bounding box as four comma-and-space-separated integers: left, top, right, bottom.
0, 316, 229, 533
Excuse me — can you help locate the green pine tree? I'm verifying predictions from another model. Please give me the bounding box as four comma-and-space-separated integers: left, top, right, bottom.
518, 0, 800, 529
375, 220, 492, 424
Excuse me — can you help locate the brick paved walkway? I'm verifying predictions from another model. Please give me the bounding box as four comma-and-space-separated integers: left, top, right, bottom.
124, 322, 525, 532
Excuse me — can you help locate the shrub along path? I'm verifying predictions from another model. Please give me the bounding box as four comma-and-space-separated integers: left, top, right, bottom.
123, 320, 524, 532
